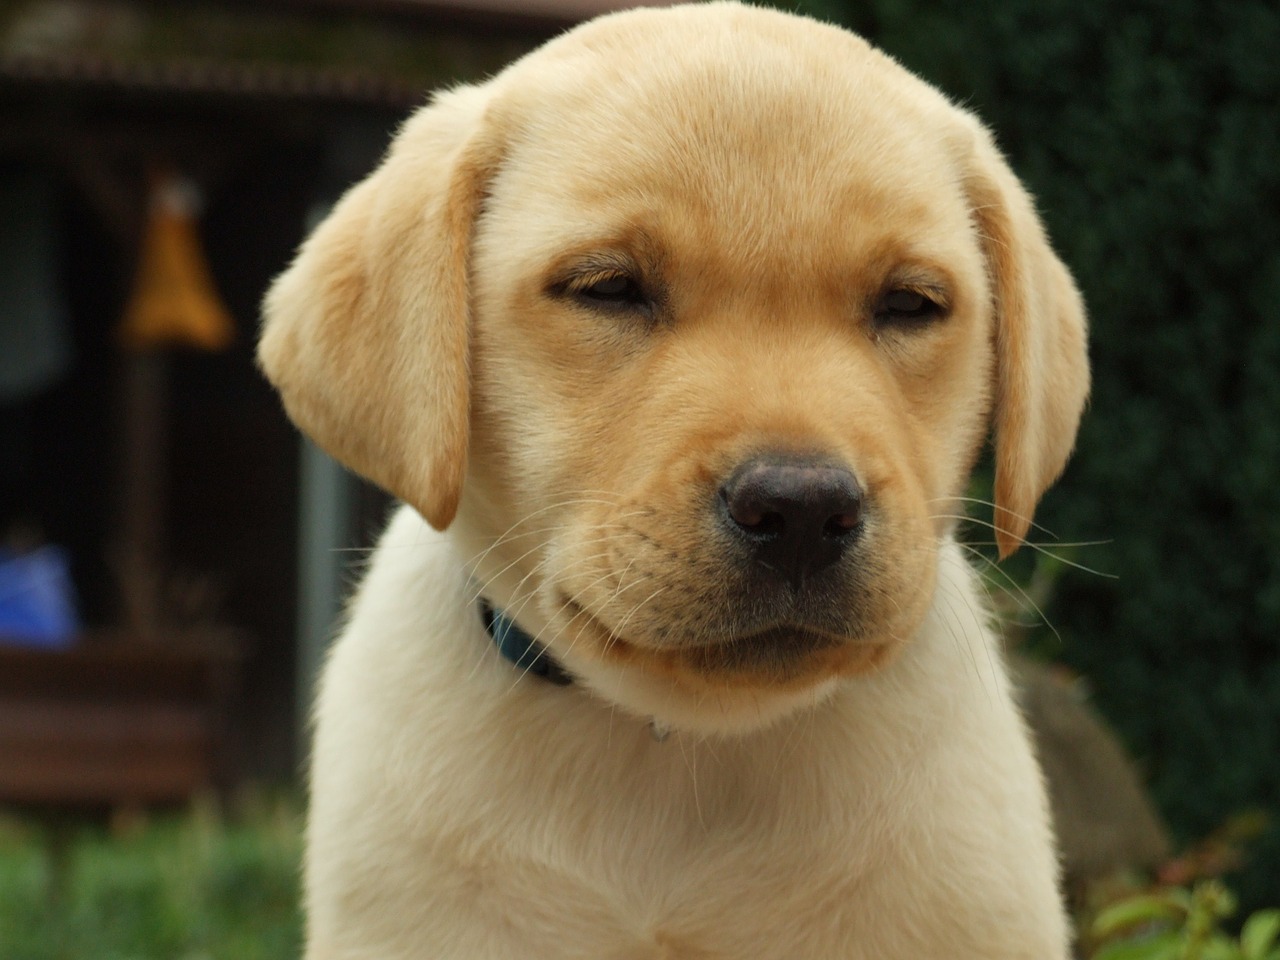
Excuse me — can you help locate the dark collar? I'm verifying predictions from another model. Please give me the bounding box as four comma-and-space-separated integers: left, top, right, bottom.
480, 599, 574, 686
481, 599, 671, 741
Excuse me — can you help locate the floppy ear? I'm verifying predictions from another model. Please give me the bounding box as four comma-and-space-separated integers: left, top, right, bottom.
963, 121, 1090, 558
258, 85, 496, 530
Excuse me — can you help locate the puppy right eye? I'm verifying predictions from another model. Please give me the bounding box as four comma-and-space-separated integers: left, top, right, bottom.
874, 288, 943, 325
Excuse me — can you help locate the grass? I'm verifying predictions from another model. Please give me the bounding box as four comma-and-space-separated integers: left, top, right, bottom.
0, 794, 302, 960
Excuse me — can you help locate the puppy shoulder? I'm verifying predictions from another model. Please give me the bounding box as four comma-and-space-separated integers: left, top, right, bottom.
318, 505, 475, 708
351, 503, 465, 614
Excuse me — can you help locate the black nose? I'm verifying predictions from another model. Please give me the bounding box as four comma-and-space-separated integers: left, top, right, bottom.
720, 456, 864, 589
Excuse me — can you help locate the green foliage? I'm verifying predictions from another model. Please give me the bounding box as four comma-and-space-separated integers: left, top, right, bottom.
1086, 882, 1280, 960
0, 798, 301, 960
797, 0, 1280, 908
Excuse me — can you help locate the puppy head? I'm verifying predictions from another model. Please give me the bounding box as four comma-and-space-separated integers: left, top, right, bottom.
259, 3, 1088, 734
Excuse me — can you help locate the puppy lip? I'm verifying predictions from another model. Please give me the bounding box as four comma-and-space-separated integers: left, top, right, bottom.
728, 623, 846, 649
556, 590, 852, 655
555, 590, 896, 687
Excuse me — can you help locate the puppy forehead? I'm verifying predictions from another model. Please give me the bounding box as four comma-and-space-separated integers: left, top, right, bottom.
484, 8, 976, 271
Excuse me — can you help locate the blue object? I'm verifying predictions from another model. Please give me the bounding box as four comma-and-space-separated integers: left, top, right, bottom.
0, 546, 79, 648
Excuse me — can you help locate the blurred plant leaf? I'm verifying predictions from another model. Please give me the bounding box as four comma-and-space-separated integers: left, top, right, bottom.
1093, 930, 1182, 960
1094, 893, 1190, 939
1241, 910, 1280, 960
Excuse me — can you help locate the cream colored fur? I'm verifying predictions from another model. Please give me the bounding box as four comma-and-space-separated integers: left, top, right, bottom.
260, 4, 1089, 957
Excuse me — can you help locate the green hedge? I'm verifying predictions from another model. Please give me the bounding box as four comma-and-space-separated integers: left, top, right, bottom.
799, 0, 1280, 906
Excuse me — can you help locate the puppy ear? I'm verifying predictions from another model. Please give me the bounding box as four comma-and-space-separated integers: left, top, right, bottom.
962, 121, 1090, 558
259, 86, 496, 530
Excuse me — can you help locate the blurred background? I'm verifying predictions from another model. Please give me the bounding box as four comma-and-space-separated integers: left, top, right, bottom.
0, 0, 1275, 956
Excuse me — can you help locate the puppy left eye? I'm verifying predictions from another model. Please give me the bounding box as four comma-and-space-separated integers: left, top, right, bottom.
580, 275, 646, 305
874, 289, 944, 325
564, 271, 655, 317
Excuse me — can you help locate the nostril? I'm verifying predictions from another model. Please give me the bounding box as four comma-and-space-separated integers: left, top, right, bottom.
721, 489, 784, 535
737, 509, 786, 536
824, 510, 862, 538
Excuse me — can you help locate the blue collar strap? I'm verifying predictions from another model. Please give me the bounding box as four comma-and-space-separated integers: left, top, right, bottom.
480, 599, 574, 686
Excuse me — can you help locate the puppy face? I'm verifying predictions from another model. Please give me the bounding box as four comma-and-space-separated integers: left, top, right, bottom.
260, 3, 1088, 734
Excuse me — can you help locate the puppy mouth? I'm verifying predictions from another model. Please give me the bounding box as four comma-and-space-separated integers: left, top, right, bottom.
679, 624, 846, 675
558, 593, 871, 681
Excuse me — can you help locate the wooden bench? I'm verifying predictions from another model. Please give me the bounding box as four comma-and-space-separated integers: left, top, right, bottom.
0, 633, 241, 811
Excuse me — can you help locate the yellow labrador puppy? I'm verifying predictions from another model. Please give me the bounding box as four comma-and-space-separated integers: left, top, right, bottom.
260, 4, 1089, 957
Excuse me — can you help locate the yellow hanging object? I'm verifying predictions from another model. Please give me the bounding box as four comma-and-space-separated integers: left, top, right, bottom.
119, 173, 235, 351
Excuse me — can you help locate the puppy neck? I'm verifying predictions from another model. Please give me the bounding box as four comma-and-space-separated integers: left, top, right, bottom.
480, 598, 574, 686
479, 598, 672, 740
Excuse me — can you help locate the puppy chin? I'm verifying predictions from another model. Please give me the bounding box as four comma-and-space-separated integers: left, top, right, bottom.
559, 649, 845, 737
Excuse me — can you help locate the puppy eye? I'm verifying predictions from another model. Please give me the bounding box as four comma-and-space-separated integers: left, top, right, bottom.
578, 274, 648, 307
562, 271, 656, 319
874, 288, 944, 326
